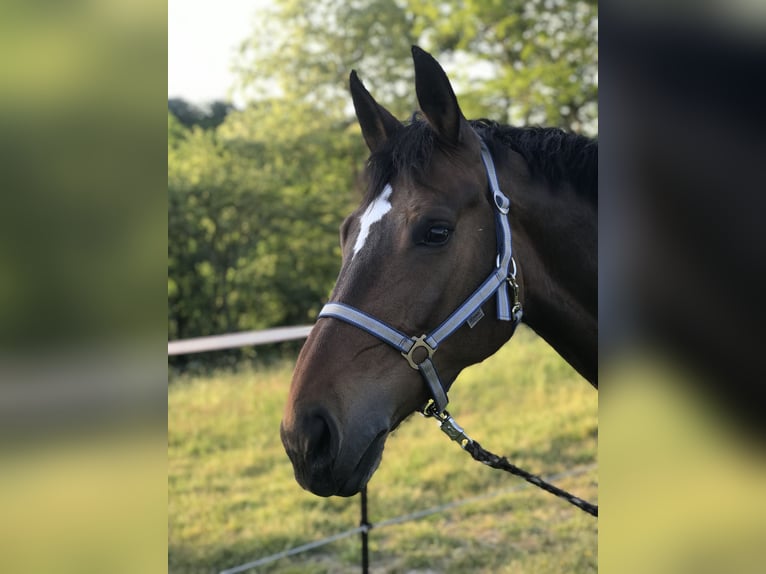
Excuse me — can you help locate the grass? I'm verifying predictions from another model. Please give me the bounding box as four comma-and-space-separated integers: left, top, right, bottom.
168, 325, 598, 573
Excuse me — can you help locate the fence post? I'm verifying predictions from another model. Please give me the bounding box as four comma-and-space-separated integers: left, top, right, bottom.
360, 487, 370, 574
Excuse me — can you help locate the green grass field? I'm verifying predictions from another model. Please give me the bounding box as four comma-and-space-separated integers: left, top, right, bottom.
169, 325, 598, 573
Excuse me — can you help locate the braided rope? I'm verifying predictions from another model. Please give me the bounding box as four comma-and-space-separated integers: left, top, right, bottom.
463, 440, 598, 516
427, 408, 598, 517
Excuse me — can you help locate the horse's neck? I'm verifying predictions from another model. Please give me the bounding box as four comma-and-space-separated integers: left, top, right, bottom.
512, 182, 598, 386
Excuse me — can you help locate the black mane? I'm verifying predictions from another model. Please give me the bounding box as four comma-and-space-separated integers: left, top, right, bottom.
474, 119, 598, 205
365, 115, 597, 205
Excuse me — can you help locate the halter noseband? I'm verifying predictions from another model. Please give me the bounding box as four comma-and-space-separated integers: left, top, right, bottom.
318, 139, 522, 415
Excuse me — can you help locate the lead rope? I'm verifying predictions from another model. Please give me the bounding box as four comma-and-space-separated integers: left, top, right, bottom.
423, 405, 598, 517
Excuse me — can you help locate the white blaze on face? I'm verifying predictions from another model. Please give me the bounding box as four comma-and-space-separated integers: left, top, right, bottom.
352, 184, 393, 259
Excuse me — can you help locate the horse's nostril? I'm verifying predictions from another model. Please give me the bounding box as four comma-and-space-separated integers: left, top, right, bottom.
281, 407, 343, 496
303, 410, 337, 461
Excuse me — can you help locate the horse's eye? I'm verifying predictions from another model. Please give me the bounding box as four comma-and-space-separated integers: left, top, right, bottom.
423, 225, 452, 246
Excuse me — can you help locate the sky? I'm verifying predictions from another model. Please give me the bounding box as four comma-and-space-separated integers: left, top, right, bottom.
168, 0, 268, 105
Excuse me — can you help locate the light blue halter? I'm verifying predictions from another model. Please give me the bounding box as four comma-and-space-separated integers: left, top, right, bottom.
318, 139, 522, 415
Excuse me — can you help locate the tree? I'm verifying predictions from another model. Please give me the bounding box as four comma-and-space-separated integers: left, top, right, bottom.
235, 0, 418, 118
408, 0, 598, 132
168, 98, 235, 131
168, 99, 363, 359
235, 0, 597, 133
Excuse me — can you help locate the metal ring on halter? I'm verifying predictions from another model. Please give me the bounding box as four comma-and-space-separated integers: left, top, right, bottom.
401, 335, 436, 370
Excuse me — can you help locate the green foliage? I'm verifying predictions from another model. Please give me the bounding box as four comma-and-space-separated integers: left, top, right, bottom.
235, 0, 418, 116
168, 327, 598, 573
235, 0, 598, 132
168, 111, 187, 147
169, 98, 234, 131
408, 0, 598, 132
168, 103, 362, 343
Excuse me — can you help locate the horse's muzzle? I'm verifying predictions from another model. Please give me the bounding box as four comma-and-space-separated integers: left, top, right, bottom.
280, 406, 387, 497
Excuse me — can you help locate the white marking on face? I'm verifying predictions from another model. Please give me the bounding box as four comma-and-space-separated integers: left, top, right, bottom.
352, 184, 393, 259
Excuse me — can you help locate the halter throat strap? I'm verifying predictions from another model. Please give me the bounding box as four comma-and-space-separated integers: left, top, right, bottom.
318, 139, 521, 414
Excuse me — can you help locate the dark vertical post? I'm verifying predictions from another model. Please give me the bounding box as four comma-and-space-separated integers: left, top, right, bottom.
360, 487, 370, 574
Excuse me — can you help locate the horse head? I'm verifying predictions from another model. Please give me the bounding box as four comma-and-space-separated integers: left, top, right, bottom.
280, 46, 597, 497
280, 47, 525, 497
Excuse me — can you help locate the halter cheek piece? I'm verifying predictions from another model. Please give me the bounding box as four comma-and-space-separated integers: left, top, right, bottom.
318, 139, 522, 415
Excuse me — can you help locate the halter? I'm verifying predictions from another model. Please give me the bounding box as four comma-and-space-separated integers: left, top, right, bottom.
318, 139, 522, 415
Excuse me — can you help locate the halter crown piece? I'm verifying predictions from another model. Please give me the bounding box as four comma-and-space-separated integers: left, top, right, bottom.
318, 138, 522, 415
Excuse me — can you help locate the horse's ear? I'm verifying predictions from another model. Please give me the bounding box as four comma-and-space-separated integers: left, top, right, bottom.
412, 45, 466, 146
350, 70, 402, 153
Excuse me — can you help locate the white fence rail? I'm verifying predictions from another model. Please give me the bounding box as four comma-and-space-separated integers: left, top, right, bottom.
167, 325, 313, 356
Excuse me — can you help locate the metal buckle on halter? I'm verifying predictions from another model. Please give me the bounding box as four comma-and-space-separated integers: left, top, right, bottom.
507, 257, 522, 317
421, 405, 473, 447
508, 274, 521, 316
402, 335, 436, 370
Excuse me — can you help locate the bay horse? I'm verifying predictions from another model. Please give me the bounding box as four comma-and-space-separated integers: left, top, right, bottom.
281, 46, 597, 497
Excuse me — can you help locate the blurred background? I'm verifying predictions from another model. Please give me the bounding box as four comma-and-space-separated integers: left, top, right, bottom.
0, 0, 764, 571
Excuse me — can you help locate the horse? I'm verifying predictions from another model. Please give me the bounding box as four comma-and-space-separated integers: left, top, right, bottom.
281, 46, 597, 497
